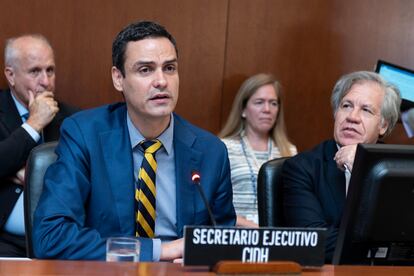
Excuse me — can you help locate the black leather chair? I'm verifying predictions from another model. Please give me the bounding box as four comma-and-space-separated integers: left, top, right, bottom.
24, 142, 58, 258
257, 157, 290, 227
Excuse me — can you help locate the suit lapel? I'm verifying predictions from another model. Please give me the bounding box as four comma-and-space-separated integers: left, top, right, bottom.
0, 90, 23, 135
100, 108, 135, 234
324, 140, 346, 216
173, 115, 202, 237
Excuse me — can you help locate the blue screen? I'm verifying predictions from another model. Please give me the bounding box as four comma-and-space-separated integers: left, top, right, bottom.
378, 63, 414, 102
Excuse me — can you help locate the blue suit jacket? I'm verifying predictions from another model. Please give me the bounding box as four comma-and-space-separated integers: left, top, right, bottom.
282, 139, 345, 263
33, 103, 236, 260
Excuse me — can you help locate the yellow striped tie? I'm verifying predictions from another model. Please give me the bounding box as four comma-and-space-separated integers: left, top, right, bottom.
135, 139, 162, 238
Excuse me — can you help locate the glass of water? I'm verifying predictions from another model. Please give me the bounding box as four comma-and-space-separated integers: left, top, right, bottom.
106, 237, 140, 262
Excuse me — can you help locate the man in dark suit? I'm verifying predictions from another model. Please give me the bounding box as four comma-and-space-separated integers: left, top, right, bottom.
0, 34, 78, 256
282, 71, 401, 262
33, 21, 236, 262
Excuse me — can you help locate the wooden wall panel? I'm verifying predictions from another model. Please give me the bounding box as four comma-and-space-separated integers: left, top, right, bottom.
0, 0, 228, 132
223, 0, 414, 151
1, 0, 414, 150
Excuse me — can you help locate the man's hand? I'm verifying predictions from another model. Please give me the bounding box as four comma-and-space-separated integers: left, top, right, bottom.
236, 215, 259, 228
160, 238, 184, 262
334, 144, 357, 172
26, 90, 59, 133
8, 167, 25, 186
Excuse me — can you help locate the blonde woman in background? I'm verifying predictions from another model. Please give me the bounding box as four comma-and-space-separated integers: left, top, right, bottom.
219, 73, 297, 227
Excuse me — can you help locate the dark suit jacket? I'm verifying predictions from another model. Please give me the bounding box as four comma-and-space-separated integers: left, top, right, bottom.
33, 103, 236, 261
0, 89, 79, 230
282, 139, 346, 263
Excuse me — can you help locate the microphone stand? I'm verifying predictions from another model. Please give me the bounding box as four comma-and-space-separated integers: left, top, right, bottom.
192, 173, 217, 226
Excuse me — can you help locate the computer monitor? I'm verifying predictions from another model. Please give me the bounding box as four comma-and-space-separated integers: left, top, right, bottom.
333, 143, 414, 265
375, 60, 414, 112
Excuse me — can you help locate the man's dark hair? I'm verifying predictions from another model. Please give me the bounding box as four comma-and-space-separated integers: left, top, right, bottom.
112, 20, 178, 77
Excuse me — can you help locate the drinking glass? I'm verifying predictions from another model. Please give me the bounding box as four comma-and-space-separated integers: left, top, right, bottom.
106, 237, 140, 262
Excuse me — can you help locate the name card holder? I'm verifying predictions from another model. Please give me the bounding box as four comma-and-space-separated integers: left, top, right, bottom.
213, 260, 301, 275
183, 226, 326, 271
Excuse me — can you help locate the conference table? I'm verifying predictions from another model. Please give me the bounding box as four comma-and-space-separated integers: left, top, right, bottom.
1, 259, 414, 275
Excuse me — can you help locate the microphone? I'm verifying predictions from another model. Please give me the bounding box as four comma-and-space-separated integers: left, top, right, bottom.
191, 171, 217, 227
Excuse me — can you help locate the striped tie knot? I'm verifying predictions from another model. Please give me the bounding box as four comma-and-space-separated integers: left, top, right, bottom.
139, 139, 162, 154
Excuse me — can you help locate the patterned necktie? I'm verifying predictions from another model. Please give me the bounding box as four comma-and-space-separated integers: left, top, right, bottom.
135, 139, 163, 238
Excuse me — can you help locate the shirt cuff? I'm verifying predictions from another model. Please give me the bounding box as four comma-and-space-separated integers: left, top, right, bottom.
22, 123, 41, 142
152, 238, 161, 261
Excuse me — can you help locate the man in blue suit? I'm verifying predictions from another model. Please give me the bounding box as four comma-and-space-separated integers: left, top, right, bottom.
282, 71, 401, 263
33, 21, 236, 261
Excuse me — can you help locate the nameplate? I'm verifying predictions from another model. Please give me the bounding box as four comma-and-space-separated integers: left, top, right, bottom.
183, 226, 326, 267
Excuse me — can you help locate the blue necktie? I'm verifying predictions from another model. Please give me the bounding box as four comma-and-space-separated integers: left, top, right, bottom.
22, 113, 29, 122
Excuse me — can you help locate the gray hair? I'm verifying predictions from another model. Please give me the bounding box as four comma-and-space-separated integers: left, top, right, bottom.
4, 34, 52, 68
331, 71, 401, 138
